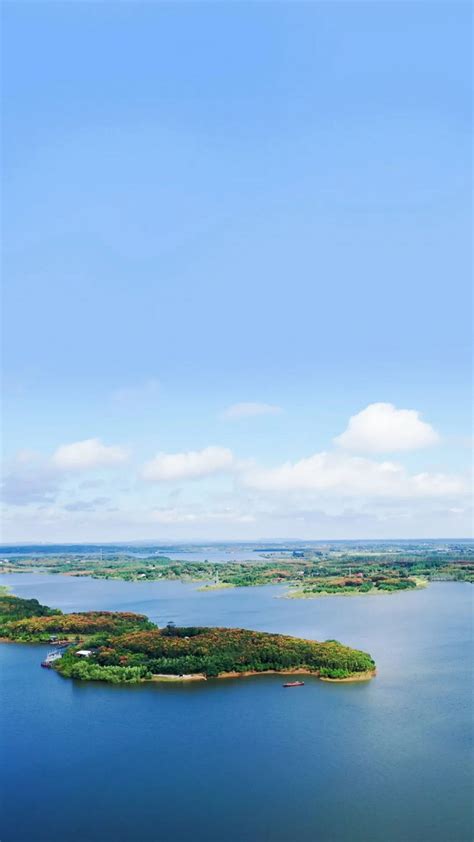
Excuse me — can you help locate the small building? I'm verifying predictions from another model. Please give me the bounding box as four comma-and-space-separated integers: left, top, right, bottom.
75, 649, 92, 658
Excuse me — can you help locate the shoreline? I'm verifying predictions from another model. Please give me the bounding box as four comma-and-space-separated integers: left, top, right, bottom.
319, 669, 376, 683
147, 667, 376, 684
149, 673, 207, 682
196, 583, 236, 592
0, 570, 432, 593
0, 634, 377, 685
3, 571, 466, 596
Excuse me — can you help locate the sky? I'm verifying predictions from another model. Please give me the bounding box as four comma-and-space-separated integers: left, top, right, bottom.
1, 1, 472, 543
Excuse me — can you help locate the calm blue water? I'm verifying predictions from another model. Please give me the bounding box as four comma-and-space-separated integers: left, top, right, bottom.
0, 575, 472, 842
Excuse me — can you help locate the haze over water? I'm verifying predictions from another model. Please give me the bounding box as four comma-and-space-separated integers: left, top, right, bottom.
1, 575, 472, 842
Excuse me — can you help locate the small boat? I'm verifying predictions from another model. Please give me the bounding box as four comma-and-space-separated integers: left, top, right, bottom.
283, 681, 305, 687
41, 651, 62, 668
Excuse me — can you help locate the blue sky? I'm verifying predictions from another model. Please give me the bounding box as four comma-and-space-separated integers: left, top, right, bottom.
2, 1, 472, 542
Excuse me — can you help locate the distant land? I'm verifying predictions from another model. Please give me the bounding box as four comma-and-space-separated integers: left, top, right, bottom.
1, 540, 472, 597
1, 539, 472, 551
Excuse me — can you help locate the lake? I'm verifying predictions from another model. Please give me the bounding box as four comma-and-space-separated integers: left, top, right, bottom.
0, 575, 472, 842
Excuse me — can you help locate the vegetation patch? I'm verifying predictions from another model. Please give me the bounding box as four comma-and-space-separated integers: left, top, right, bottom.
286, 573, 421, 598
56, 624, 375, 684
0, 595, 154, 642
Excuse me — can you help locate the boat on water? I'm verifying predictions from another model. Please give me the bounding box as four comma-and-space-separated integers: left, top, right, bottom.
283, 681, 305, 687
41, 651, 63, 669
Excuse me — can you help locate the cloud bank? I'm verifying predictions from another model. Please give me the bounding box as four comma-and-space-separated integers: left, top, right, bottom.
2, 402, 470, 541
242, 451, 465, 499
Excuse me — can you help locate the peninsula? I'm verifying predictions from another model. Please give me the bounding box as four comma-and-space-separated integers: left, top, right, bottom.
0, 593, 375, 684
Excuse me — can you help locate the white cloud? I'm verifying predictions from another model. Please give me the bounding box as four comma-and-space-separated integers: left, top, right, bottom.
334, 402, 440, 453
221, 402, 282, 420
242, 450, 466, 499
52, 438, 128, 471
3, 497, 470, 543
142, 446, 234, 482
1, 441, 126, 506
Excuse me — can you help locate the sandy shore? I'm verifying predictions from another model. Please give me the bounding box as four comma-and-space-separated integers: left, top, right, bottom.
149, 667, 376, 683
149, 673, 207, 682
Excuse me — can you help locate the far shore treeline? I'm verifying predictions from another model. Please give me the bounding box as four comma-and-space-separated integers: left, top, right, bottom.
1, 542, 472, 597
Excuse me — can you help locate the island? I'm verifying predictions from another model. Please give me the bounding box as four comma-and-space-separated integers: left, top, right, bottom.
0, 593, 376, 684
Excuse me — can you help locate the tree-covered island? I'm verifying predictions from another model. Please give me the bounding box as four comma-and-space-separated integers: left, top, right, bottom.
0, 593, 375, 684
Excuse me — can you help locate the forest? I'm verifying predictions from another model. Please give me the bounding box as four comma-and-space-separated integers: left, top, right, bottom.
0, 593, 154, 642
56, 624, 375, 683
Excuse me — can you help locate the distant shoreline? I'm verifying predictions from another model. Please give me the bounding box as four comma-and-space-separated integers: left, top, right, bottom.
197, 583, 235, 591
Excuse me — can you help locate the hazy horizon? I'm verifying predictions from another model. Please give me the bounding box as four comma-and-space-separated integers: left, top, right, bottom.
1, 537, 472, 548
